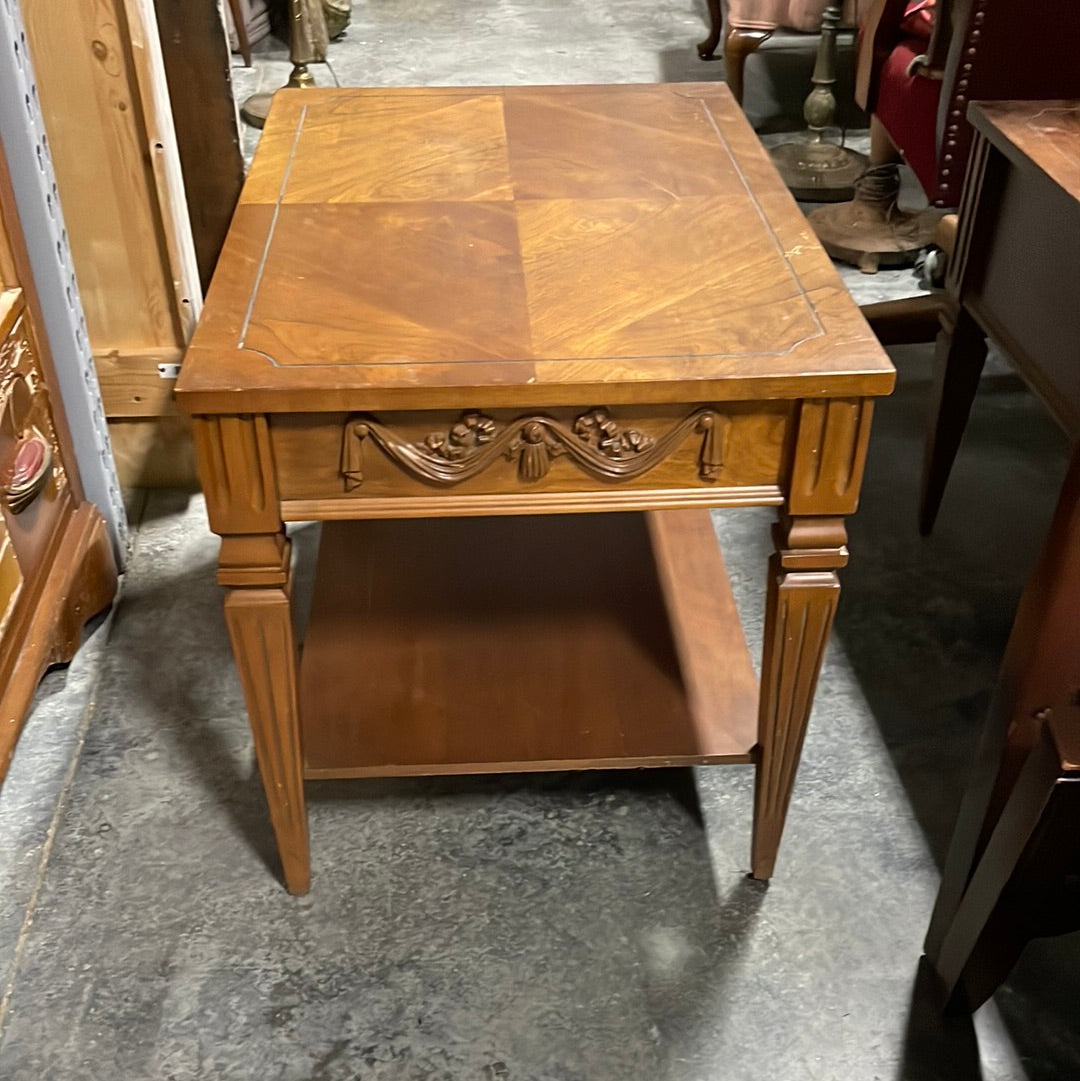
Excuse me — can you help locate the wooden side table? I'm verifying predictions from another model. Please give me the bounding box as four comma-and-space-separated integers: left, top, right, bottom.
176, 84, 894, 895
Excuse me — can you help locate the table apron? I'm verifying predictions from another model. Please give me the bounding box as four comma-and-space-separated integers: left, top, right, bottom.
269, 402, 794, 514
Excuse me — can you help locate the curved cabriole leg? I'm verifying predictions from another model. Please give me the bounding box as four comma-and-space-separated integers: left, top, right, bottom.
751, 515, 845, 879
724, 27, 774, 107
697, 0, 723, 59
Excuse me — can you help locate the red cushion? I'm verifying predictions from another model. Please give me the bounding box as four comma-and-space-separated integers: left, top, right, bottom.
875, 37, 944, 198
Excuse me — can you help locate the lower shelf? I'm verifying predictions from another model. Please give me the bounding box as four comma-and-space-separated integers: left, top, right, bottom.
298, 510, 759, 778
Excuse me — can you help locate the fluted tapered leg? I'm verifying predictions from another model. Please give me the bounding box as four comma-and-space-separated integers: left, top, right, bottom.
225, 570, 310, 895
751, 517, 844, 879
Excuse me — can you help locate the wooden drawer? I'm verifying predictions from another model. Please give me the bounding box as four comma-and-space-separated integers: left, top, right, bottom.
271, 402, 793, 519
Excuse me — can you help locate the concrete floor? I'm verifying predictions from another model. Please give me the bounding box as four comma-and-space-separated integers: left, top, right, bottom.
3, 3, 1079, 1079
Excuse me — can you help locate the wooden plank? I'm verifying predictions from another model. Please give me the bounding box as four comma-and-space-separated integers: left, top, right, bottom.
22, 0, 184, 353
120, 0, 203, 334
646, 509, 759, 757
107, 416, 198, 487
298, 512, 758, 778
152, 0, 245, 291
95, 346, 183, 417
23, 0, 205, 480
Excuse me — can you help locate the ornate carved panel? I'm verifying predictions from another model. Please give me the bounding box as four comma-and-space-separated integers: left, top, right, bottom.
1, 310, 69, 516
340, 406, 732, 490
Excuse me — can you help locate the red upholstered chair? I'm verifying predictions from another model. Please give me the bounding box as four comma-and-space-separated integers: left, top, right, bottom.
699, 0, 872, 106
858, 0, 1080, 209
814, 0, 1080, 274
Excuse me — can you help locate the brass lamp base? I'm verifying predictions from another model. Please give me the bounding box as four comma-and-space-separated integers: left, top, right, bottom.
240, 91, 274, 130
240, 64, 317, 130
769, 140, 868, 202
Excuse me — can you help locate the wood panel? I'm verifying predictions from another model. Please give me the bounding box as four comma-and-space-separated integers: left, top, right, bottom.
107, 415, 198, 488
298, 511, 758, 778
95, 346, 183, 417
22, 0, 181, 351
23, 0, 201, 484
152, 0, 244, 291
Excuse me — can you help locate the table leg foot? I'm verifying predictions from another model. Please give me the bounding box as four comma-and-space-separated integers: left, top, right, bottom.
225, 581, 310, 895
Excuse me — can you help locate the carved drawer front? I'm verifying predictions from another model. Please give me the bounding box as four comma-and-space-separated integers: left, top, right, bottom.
271, 403, 792, 513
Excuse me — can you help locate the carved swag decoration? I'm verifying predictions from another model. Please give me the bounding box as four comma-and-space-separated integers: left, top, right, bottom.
340, 407, 730, 490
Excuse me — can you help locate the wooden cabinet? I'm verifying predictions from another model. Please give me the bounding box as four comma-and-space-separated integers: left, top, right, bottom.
0, 125, 118, 783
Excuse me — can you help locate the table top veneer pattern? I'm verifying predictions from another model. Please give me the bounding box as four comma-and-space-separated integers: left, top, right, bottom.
176, 84, 894, 413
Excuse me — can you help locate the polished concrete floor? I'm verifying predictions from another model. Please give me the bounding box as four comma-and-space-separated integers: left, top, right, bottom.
3, 3, 1079, 1079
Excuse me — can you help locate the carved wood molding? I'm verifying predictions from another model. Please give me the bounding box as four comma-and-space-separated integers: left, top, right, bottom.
789, 397, 874, 516
1, 320, 68, 505
193, 414, 280, 533
340, 407, 731, 490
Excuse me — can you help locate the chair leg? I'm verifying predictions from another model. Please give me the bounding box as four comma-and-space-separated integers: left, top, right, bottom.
928, 734, 1079, 1011
724, 27, 774, 107
227, 0, 253, 67
925, 446, 1080, 1010
919, 304, 987, 535
697, 0, 723, 60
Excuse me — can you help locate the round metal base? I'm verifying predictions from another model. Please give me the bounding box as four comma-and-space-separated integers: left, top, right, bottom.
769, 140, 868, 203
809, 201, 941, 274
240, 91, 274, 130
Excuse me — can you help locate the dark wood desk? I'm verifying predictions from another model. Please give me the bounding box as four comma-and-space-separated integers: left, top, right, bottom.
175, 84, 894, 895
922, 101, 1080, 1008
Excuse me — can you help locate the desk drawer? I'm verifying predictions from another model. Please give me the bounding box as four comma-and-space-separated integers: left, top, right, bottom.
271, 403, 792, 517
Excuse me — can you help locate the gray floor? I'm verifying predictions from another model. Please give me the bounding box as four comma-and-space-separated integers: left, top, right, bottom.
2, 3, 1079, 1079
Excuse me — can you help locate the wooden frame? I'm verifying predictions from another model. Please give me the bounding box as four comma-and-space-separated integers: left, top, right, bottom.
21, 0, 203, 485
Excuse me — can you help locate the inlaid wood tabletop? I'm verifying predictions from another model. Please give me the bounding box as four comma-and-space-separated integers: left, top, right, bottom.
177, 84, 893, 414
